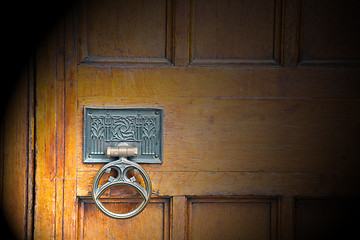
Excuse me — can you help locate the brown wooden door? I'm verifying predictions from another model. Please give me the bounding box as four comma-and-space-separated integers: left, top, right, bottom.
2, 0, 360, 239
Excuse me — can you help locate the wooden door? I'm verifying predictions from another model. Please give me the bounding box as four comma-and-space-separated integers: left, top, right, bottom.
2, 0, 360, 239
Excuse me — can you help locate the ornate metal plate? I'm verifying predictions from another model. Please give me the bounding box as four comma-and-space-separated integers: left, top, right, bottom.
83, 107, 163, 164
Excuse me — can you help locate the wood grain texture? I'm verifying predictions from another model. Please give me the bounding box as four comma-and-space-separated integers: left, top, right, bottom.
188, 198, 278, 240
62, 9, 79, 239
280, 197, 295, 240
174, 0, 190, 65
191, 0, 281, 65
171, 196, 187, 240
282, 0, 301, 66
75, 96, 360, 173
79, 0, 173, 64
1, 62, 34, 239
34, 25, 65, 239
34, 27, 57, 239
78, 198, 169, 240
77, 66, 360, 98
28, 0, 360, 239
77, 171, 360, 197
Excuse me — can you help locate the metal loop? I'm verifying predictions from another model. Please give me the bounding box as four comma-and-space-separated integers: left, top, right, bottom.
91, 158, 151, 219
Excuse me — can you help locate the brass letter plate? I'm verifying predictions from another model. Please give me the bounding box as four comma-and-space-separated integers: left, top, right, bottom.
83, 107, 163, 164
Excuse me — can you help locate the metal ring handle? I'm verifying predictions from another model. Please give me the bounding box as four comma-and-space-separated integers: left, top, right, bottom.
91, 158, 152, 219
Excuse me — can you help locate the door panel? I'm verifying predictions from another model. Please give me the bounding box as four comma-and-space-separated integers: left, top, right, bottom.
188, 198, 277, 240
78, 198, 169, 239
29, 0, 360, 239
78, 0, 173, 64
192, 0, 281, 63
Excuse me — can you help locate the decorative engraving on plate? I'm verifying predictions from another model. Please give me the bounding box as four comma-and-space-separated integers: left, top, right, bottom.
142, 117, 156, 155
111, 116, 137, 142
84, 108, 163, 164
90, 116, 105, 154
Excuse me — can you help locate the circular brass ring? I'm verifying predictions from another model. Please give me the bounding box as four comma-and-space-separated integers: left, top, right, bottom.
91, 158, 151, 219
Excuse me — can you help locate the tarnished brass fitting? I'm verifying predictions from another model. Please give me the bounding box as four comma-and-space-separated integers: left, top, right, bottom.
106, 145, 138, 158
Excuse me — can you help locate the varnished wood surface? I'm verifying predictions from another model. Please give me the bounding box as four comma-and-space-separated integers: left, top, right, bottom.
36, 0, 360, 238
77, 171, 360, 197
77, 66, 360, 98
2, 0, 360, 239
188, 198, 277, 240
78, 0, 173, 64
192, 0, 279, 61
78, 198, 170, 239
75, 96, 360, 174
1, 62, 34, 238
